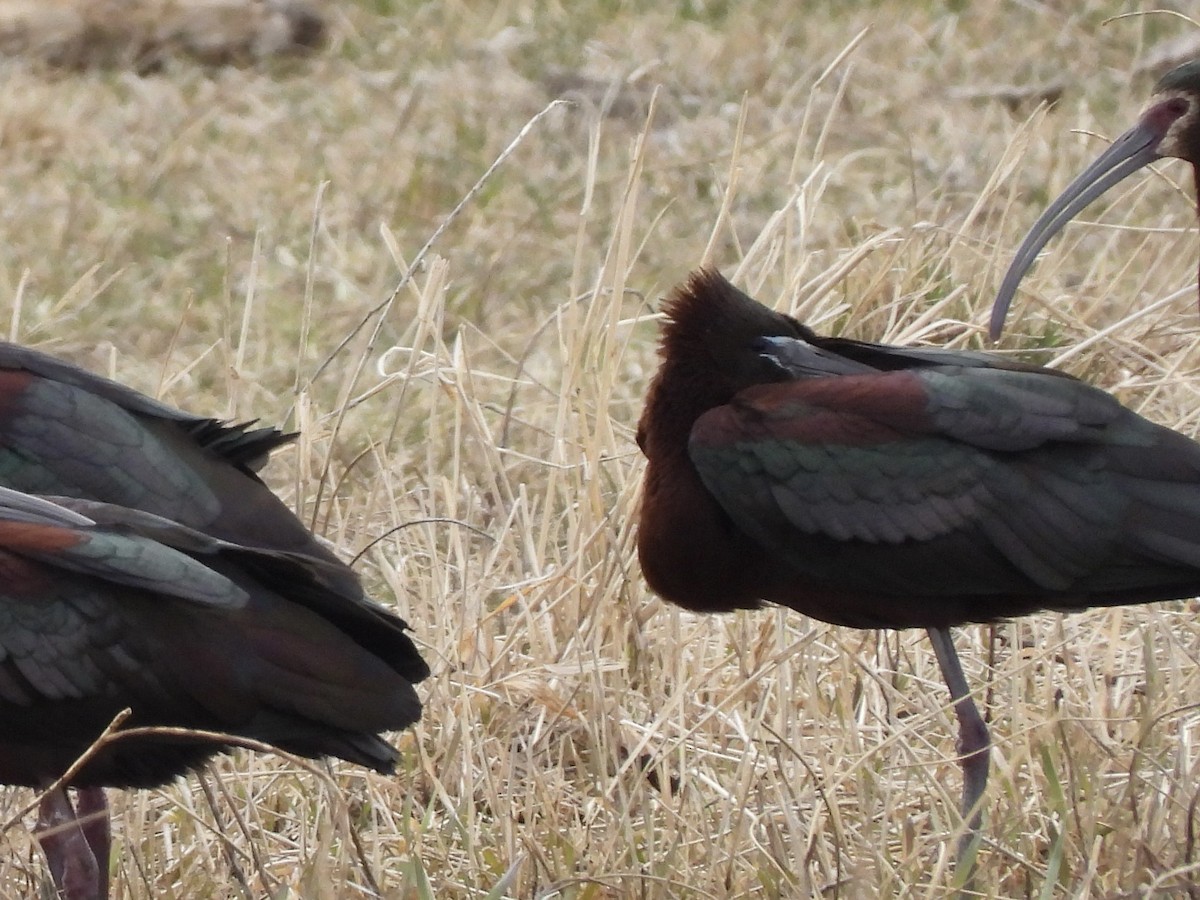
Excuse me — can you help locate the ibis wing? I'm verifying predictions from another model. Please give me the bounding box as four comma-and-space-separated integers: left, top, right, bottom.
0, 342, 352, 572
817, 335, 1061, 374
0, 494, 250, 709
0, 488, 247, 608
688, 368, 1154, 592
50, 494, 432, 686
0, 492, 424, 780
760, 331, 1073, 377
0, 342, 290, 472
754, 335, 1123, 452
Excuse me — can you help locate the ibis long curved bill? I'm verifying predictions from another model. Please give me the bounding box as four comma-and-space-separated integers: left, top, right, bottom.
989, 60, 1200, 340
989, 124, 1163, 339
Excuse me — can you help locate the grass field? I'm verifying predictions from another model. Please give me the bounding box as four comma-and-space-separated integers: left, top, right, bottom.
2, 1, 1200, 897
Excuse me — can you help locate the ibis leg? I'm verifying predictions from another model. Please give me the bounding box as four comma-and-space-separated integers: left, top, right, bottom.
927, 627, 990, 870
75, 788, 110, 898
35, 787, 106, 900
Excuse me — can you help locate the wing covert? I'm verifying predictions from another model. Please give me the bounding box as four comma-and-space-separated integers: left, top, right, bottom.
689, 373, 1133, 591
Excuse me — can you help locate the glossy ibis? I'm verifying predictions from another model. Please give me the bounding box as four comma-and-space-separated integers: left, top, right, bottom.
991, 58, 1200, 338
638, 267, 1200, 875
0, 344, 429, 899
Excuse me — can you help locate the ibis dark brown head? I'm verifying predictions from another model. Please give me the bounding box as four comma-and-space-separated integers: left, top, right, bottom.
636, 269, 811, 614
990, 58, 1200, 339
637, 269, 809, 457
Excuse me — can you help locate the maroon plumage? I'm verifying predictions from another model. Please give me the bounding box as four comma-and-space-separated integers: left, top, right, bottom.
637, 267, 1200, 877
0, 491, 423, 787
0, 344, 428, 900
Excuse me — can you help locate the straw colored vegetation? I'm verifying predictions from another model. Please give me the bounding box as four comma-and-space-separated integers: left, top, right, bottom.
0, 0, 325, 70
1, 1, 1200, 897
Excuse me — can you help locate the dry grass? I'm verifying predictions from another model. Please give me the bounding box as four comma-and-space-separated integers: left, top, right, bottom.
2, 1, 1200, 897
0, 0, 325, 70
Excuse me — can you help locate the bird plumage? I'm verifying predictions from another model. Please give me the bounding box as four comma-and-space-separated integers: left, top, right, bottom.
0, 488, 422, 787
0, 343, 337, 559
639, 268, 1200, 629
0, 343, 429, 900
637, 266, 1200, 877
0, 343, 429, 788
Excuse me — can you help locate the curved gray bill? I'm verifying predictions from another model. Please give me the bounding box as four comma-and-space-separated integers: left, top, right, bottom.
988, 122, 1164, 340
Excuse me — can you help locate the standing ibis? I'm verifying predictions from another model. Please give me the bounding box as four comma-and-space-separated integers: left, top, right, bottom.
637, 267, 1200, 876
991, 58, 1200, 338
0, 344, 429, 899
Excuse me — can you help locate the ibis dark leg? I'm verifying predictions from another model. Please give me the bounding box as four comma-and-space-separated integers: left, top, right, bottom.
75, 788, 110, 898
35, 787, 107, 900
927, 627, 990, 866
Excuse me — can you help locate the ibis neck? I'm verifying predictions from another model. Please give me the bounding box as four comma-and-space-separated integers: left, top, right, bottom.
640, 362, 730, 454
